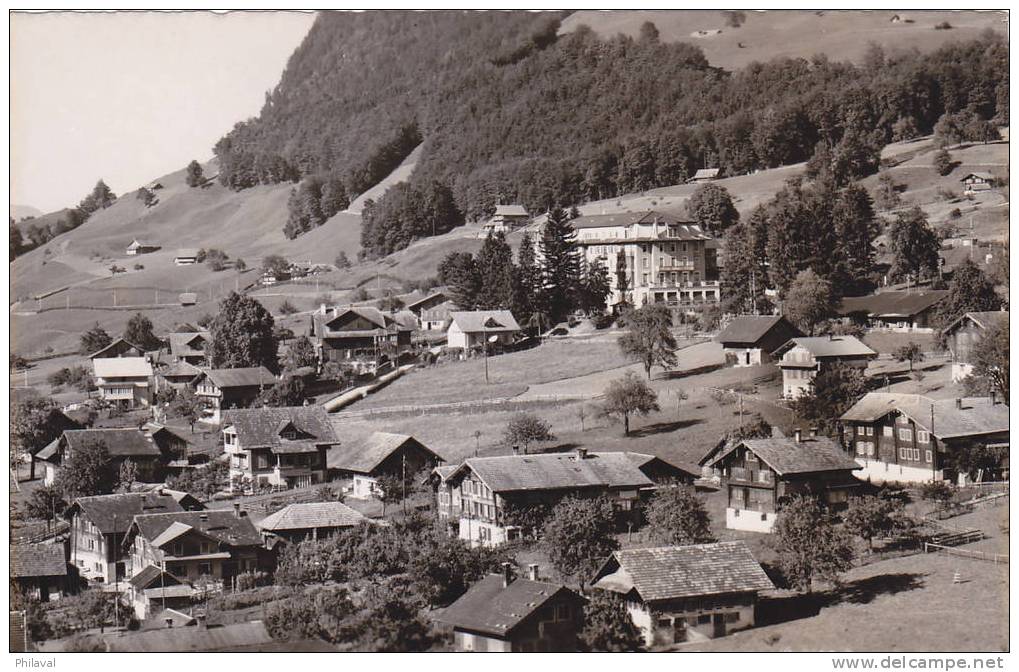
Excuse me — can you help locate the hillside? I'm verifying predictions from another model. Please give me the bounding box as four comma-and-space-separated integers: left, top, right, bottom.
10, 204, 42, 220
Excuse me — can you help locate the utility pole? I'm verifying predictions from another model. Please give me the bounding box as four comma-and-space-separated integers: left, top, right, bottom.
402, 453, 407, 515
113, 513, 120, 629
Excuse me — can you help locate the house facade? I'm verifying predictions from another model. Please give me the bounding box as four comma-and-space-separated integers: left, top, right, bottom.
89, 337, 145, 360
92, 357, 153, 408
420, 300, 457, 331
482, 204, 530, 235
774, 336, 877, 398
840, 393, 1010, 484
572, 211, 719, 309
194, 366, 277, 423
328, 432, 443, 499
11, 544, 70, 602
37, 428, 166, 487
174, 249, 199, 265
707, 435, 862, 533
942, 311, 1009, 382
311, 305, 412, 364
837, 290, 948, 333
715, 315, 802, 367
960, 172, 994, 193
447, 310, 522, 350
591, 542, 774, 647
126, 565, 193, 620
256, 501, 367, 543
222, 406, 338, 491
168, 331, 211, 365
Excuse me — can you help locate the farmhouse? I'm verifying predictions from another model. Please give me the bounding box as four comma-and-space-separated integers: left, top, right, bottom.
327, 431, 443, 499
483, 204, 530, 235
193, 366, 277, 423
840, 393, 1010, 484
438, 564, 585, 652
443, 449, 697, 547
715, 315, 802, 367
406, 291, 447, 315
256, 501, 367, 543
311, 305, 413, 363
774, 335, 877, 398
168, 330, 211, 365
222, 406, 338, 491
960, 172, 994, 193
37, 428, 165, 487
706, 434, 862, 533
11, 544, 70, 602
447, 310, 522, 350
689, 168, 720, 182
64, 491, 199, 584
92, 356, 153, 408
89, 337, 145, 360
173, 249, 200, 265
590, 541, 774, 646
428, 464, 463, 527
420, 300, 457, 331
572, 210, 719, 309
154, 360, 202, 392
101, 619, 277, 653
126, 239, 159, 255
941, 310, 1009, 381
126, 565, 194, 620
837, 290, 949, 332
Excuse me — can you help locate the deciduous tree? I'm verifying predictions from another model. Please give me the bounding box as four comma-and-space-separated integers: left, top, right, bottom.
971, 319, 1009, 403
208, 292, 279, 372
80, 322, 113, 355
645, 487, 715, 546
124, 313, 161, 351
619, 305, 678, 379
783, 269, 835, 336
888, 207, 940, 284
55, 439, 117, 499
686, 183, 739, 234
185, 160, 205, 187
542, 496, 619, 581
773, 496, 854, 591
503, 413, 556, 454
579, 591, 644, 652
601, 371, 660, 436
790, 363, 872, 435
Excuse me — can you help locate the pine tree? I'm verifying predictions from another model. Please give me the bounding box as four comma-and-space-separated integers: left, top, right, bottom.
511, 232, 540, 321
888, 207, 941, 284
936, 259, 1003, 326
476, 232, 516, 310
438, 251, 481, 310
720, 206, 770, 314
580, 258, 611, 315
539, 207, 581, 323
79, 322, 113, 355
78, 180, 117, 217
208, 292, 280, 372
185, 160, 205, 187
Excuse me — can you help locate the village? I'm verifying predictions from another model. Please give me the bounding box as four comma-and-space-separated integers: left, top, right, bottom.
8, 8, 1010, 658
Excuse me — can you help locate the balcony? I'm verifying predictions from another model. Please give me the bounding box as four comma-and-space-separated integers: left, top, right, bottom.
659, 260, 696, 271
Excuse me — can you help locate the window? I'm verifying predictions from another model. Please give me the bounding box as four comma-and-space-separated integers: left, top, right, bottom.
899, 447, 921, 461
865, 427, 874, 436
756, 470, 770, 484
926, 450, 933, 463
883, 426, 894, 438
657, 618, 672, 629
917, 431, 930, 444
200, 542, 211, 555
698, 614, 711, 625
554, 604, 571, 621
173, 542, 184, 556
898, 428, 913, 442
725, 612, 740, 623
198, 562, 212, 576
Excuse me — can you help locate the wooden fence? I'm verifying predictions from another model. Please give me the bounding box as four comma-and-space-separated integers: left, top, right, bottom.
924, 542, 1009, 564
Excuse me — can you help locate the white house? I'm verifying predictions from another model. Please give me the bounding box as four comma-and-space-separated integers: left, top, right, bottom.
93, 357, 153, 408
447, 310, 521, 350
774, 336, 877, 398
173, 249, 200, 266
482, 204, 530, 235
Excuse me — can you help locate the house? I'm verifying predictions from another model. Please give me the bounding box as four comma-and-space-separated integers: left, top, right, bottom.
64, 491, 200, 584
420, 300, 458, 331
406, 291, 448, 316
774, 335, 877, 398
428, 465, 463, 527
837, 290, 949, 332
174, 249, 200, 265
221, 406, 338, 491
154, 360, 202, 393
941, 311, 1009, 381
256, 501, 367, 543
715, 315, 802, 367
590, 541, 774, 647
483, 204, 530, 235
193, 366, 277, 423
442, 449, 697, 547
447, 310, 522, 350
123, 508, 268, 586
11, 544, 70, 602
840, 393, 1010, 484
93, 356, 153, 408
89, 337, 144, 360
178, 292, 197, 307
144, 423, 201, 474
960, 172, 994, 193
706, 434, 862, 533
36, 428, 166, 487
572, 211, 719, 308
126, 239, 159, 255
101, 619, 277, 653
127, 565, 194, 620
327, 431, 444, 499
168, 331, 211, 365
311, 305, 413, 364
438, 564, 586, 652
689, 168, 720, 183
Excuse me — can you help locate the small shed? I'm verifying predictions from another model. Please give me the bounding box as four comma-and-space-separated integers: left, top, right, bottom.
960, 172, 994, 193
690, 168, 720, 183
174, 249, 200, 266
178, 292, 197, 306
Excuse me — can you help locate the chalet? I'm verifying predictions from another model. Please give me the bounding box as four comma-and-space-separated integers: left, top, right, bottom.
573, 211, 719, 308
193, 366, 277, 423
840, 393, 1010, 484
144, 423, 200, 474
93, 356, 153, 408
126, 565, 193, 620
327, 431, 444, 499
256, 501, 367, 543
483, 204, 530, 235
126, 239, 159, 256
222, 406, 338, 491
101, 620, 277, 653
774, 336, 877, 398
689, 168, 720, 183
591, 541, 774, 646
37, 428, 165, 487
311, 305, 413, 363
837, 290, 949, 332
168, 331, 211, 365
429, 464, 463, 527
447, 310, 521, 350
174, 249, 200, 266
123, 509, 268, 586
406, 291, 448, 316
421, 300, 458, 331
89, 337, 144, 360
960, 172, 994, 194
11, 544, 70, 602
438, 564, 586, 652
941, 311, 1009, 381
706, 434, 862, 533
154, 360, 202, 392
443, 449, 697, 547
64, 491, 200, 584
715, 315, 802, 367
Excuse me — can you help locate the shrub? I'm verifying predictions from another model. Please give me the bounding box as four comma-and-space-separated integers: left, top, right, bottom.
133, 263, 144, 270
934, 21, 952, 30
949, 208, 962, 220
279, 299, 299, 315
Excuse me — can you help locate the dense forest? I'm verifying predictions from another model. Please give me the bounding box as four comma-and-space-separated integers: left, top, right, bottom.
212, 11, 1008, 258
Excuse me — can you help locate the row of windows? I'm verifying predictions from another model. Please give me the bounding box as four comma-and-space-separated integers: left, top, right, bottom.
853, 425, 931, 444
899, 447, 933, 463
462, 479, 491, 499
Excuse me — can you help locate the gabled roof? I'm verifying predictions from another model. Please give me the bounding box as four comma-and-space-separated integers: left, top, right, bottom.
837, 290, 949, 319
150, 521, 202, 548
314, 306, 411, 337
327, 432, 442, 474
406, 291, 447, 313
691, 168, 720, 179
62, 428, 162, 458
593, 542, 773, 602
840, 393, 1010, 439
448, 310, 521, 334
128, 564, 183, 590
257, 502, 366, 532
437, 574, 584, 637
103, 620, 273, 653
200, 366, 275, 389
129, 510, 262, 548
715, 315, 801, 346
66, 493, 188, 534
960, 172, 994, 181
168, 331, 210, 358
708, 437, 861, 476
11, 544, 67, 578
571, 210, 698, 232
493, 204, 529, 217
222, 406, 337, 450
774, 335, 877, 360
174, 249, 200, 258
157, 361, 202, 379
127, 239, 156, 250
941, 310, 1009, 335
89, 337, 144, 360
449, 451, 658, 493
93, 356, 153, 378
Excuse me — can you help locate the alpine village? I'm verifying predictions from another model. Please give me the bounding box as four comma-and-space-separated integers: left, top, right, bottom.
8, 10, 1010, 654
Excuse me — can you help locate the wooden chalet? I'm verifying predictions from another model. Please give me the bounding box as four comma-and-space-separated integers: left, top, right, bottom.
327, 431, 443, 498
715, 315, 802, 367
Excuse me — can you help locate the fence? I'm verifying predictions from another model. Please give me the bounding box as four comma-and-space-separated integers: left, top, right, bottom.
923, 542, 1009, 564
30, 282, 241, 312
331, 392, 604, 419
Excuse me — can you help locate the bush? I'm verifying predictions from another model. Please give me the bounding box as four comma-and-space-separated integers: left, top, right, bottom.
133, 263, 144, 270
350, 287, 370, 302
934, 21, 952, 30
949, 208, 962, 220
279, 299, 299, 315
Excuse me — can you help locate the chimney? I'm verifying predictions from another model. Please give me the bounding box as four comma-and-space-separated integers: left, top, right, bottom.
576, 448, 588, 460
165, 618, 174, 629
793, 429, 802, 443
956, 398, 963, 410
199, 512, 209, 522
502, 562, 514, 588
319, 303, 327, 315
990, 391, 997, 405
233, 502, 241, 517
809, 427, 817, 439
195, 614, 207, 631
528, 564, 540, 581
512, 445, 520, 456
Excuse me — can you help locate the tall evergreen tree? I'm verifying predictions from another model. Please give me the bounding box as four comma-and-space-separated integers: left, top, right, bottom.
185, 160, 205, 187
511, 232, 541, 320
539, 207, 581, 323
438, 251, 481, 311
78, 180, 117, 217
829, 183, 878, 296
208, 292, 280, 372
721, 206, 770, 314
888, 207, 941, 284
936, 259, 1003, 326
579, 258, 611, 315
476, 232, 516, 310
